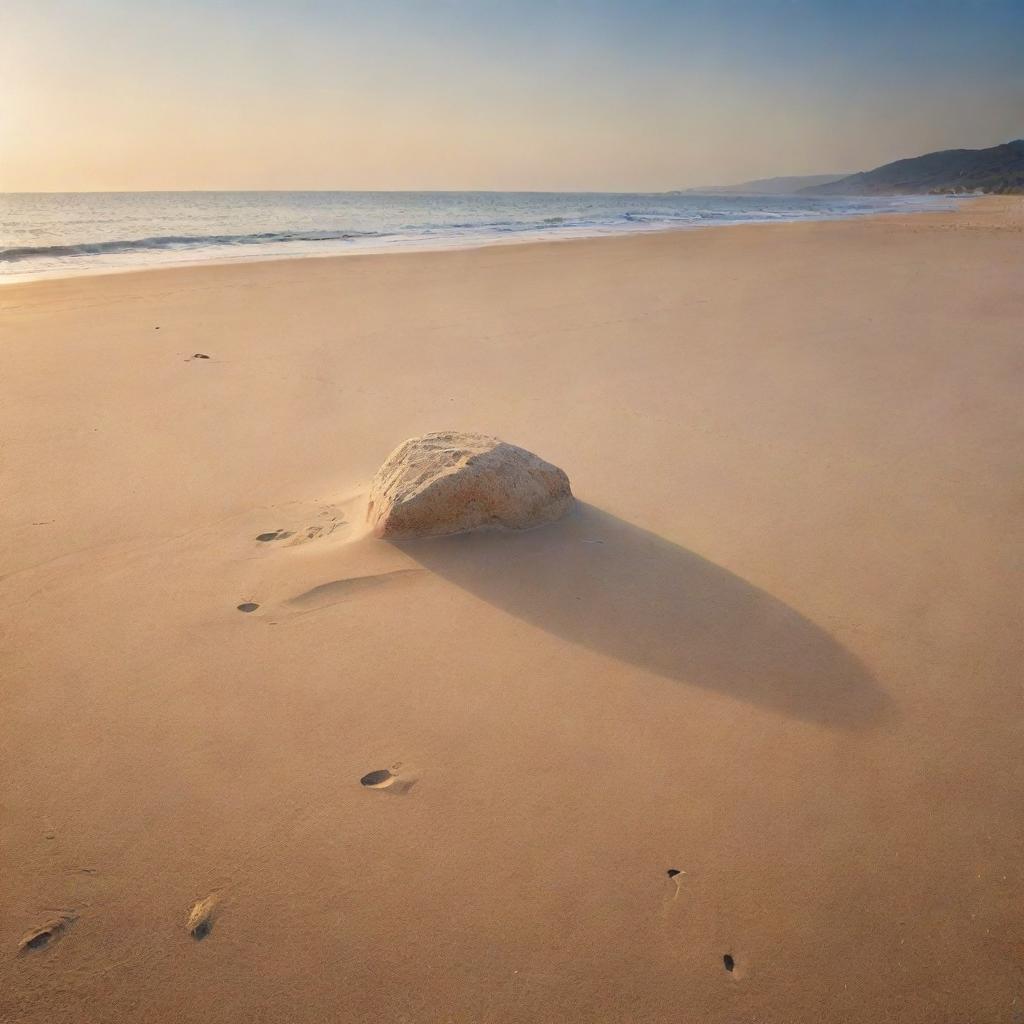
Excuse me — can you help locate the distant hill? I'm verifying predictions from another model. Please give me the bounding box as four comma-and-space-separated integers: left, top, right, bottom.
802, 140, 1024, 196
677, 173, 849, 195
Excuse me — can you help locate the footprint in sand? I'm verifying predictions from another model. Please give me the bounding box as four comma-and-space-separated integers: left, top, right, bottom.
359, 766, 417, 795
360, 769, 393, 788
664, 867, 685, 903
18, 912, 76, 953
292, 507, 348, 545
255, 530, 294, 543
252, 507, 347, 549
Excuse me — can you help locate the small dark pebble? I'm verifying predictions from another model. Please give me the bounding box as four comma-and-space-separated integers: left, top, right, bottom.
723, 954, 735, 972
193, 353, 210, 359
666, 868, 681, 878
237, 602, 259, 613
360, 769, 393, 787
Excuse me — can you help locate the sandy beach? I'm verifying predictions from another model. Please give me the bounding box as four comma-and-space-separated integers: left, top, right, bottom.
2, 198, 1022, 1022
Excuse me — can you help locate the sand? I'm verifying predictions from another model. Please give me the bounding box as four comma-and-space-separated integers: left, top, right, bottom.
2, 198, 1022, 1023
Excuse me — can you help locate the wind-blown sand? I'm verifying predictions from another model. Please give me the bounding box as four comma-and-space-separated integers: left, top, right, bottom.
2, 198, 1022, 1023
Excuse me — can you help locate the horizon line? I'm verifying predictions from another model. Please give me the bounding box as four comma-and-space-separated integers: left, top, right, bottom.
0, 179, 851, 197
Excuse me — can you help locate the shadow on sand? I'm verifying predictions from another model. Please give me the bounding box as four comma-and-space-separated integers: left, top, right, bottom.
397, 503, 890, 730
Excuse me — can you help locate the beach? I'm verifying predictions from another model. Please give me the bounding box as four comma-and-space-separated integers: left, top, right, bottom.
2, 197, 1022, 1022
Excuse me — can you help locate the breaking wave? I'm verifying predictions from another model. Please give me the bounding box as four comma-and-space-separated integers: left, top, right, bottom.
0, 229, 384, 263
0, 191, 955, 277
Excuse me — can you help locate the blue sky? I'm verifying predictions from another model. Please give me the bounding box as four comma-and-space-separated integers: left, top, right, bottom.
3, 0, 1021, 190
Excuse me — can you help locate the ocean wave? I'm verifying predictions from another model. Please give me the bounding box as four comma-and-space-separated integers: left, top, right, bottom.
0, 220, 601, 261
408, 215, 581, 233
0, 211, 821, 264
0, 192, 955, 278
0, 228, 384, 263
0, 207, 885, 265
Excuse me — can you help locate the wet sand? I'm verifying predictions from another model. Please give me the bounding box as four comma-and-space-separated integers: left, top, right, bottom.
2, 198, 1022, 1022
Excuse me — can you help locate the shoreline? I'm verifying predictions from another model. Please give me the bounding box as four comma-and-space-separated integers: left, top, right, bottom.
0, 193, 962, 287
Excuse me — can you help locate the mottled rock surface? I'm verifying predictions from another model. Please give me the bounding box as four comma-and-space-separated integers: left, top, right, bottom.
367, 431, 573, 539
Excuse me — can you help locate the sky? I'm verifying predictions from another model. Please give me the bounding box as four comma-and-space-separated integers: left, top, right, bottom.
2, 0, 1022, 192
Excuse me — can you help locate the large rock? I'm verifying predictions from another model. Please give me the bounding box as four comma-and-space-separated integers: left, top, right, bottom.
367, 431, 573, 539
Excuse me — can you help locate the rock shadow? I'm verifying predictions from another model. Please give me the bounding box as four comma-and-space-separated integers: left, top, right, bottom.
396, 503, 890, 729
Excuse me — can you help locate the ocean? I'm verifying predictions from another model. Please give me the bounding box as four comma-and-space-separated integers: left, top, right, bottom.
0, 190, 952, 281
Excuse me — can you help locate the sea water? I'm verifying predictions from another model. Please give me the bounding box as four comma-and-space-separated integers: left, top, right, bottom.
0, 190, 952, 281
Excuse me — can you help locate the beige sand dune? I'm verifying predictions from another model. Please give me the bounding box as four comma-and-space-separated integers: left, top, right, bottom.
1, 198, 1022, 1022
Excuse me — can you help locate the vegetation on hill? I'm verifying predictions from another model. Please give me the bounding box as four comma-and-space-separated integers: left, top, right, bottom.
803, 141, 1024, 196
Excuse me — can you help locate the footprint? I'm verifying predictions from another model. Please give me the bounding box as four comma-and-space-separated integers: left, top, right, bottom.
359, 766, 417, 795
186, 895, 218, 940
18, 912, 76, 953
664, 867, 685, 903
237, 602, 260, 613
247, 502, 353, 550
290, 510, 348, 546
360, 769, 394, 788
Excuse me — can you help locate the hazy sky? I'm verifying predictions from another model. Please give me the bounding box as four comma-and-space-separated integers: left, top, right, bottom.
2, 0, 1022, 192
